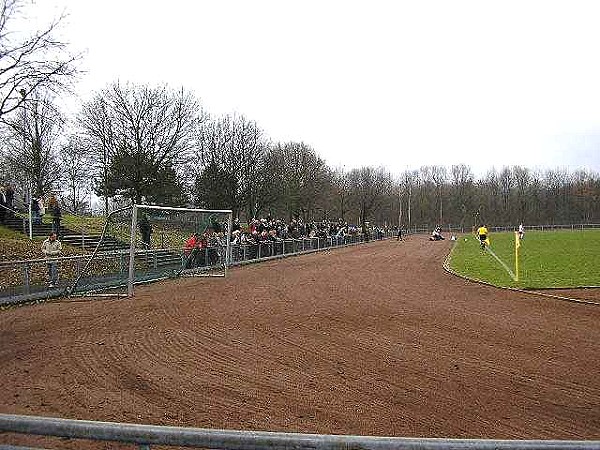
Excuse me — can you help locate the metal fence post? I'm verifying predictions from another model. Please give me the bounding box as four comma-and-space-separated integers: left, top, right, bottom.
23, 263, 31, 295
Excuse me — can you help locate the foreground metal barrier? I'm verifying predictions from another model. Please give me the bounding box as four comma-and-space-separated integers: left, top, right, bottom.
0, 414, 598, 450
1, 230, 598, 448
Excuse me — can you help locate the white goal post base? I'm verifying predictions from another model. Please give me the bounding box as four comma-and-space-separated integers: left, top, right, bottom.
127, 204, 233, 297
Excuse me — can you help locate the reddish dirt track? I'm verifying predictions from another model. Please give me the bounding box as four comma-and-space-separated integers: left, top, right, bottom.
1, 236, 600, 447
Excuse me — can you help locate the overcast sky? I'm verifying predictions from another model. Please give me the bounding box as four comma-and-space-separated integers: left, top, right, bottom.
36, 0, 600, 177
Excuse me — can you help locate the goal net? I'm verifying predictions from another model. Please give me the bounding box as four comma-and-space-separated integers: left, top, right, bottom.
68, 205, 232, 297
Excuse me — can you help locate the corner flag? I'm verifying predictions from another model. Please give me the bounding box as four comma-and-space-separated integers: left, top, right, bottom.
514, 231, 520, 281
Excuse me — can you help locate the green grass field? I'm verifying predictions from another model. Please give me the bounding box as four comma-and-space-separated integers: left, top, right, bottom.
448, 229, 600, 289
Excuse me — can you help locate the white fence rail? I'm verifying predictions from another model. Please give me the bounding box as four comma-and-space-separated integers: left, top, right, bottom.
1, 414, 599, 450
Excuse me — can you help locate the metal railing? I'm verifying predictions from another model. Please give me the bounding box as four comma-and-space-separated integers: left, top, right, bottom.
0, 251, 132, 304
0, 231, 397, 305
229, 232, 390, 264
1, 414, 598, 450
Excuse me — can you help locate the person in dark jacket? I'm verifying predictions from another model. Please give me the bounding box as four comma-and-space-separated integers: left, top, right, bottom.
48, 195, 61, 237
4, 184, 14, 218
31, 196, 41, 225
138, 214, 152, 248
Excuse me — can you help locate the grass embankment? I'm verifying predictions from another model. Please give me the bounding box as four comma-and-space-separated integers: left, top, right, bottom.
0, 213, 104, 262
0, 227, 46, 261
0, 229, 85, 262
61, 214, 106, 234
448, 229, 600, 289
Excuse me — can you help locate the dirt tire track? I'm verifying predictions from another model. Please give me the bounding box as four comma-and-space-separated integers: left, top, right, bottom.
1, 236, 599, 448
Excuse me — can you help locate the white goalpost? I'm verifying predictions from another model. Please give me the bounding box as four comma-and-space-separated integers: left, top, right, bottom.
127, 204, 233, 297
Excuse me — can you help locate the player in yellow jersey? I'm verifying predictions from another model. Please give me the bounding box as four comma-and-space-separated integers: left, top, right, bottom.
476, 224, 489, 250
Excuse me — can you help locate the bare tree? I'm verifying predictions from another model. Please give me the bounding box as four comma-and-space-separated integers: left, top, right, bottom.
449, 164, 475, 230
572, 169, 600, 223
78, 82, 203, 206
193, 114, 266, 217
331, 167, 350, 222
268, 142, 331, 222
511, 166, 531, 224
0, 0, 79, 121
347, 166, 393, 230
399, 169, 418, 230
78, 96, 114, 214
1, 91, 63, 197
60, 134, 92, 213
431, 165, 447, 225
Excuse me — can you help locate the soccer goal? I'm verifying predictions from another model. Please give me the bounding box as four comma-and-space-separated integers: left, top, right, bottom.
127, 205, 233, 296
68, 205, 232, 297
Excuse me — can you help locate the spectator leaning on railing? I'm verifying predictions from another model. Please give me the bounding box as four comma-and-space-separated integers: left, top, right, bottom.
42, 232, 62, 288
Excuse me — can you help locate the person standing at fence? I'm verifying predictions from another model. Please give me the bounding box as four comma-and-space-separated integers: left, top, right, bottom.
42, 232, 62, 288
138, 214, 152, 248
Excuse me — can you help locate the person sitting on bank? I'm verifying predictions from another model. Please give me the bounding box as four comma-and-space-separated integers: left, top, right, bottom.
429, 227, 445, 241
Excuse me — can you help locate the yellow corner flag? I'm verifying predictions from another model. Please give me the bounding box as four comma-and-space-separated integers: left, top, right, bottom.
514, 231, 520, 281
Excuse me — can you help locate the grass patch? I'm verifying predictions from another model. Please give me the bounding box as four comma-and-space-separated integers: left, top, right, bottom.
448, 229, 600, 289
61, 214, 107, 234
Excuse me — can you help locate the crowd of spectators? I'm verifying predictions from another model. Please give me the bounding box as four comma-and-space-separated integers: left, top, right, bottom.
229, 217, 388, 246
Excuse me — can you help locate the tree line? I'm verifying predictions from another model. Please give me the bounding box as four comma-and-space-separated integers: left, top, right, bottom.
0, 0, 598, 230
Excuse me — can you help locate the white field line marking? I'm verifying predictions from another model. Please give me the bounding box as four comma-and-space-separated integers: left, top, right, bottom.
473, 236, 516, 281
486, 245, 516, 281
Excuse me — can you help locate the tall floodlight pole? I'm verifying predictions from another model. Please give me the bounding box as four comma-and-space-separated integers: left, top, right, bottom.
407, 183, 412, 232
19, 89, 33, 240
398, 187, 402, 229
127, 204, 138, 297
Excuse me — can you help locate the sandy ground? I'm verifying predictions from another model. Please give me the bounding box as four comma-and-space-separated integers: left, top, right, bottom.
1, 236, 599, 448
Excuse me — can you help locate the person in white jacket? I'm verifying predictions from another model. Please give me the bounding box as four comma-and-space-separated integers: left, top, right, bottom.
518, 223, 525, 240
42, 232, 62, 287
